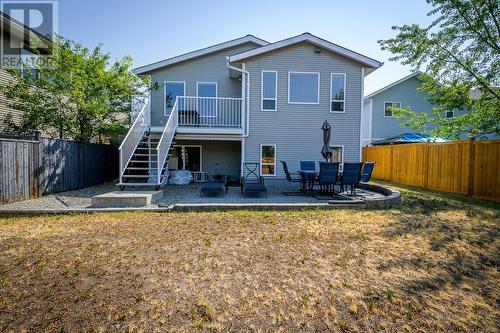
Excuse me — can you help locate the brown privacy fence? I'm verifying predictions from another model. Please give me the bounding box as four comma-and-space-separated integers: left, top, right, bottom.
0, 137, 118, 204
362, 139, 500, 202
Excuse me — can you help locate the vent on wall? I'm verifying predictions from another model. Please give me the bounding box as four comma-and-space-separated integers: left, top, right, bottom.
314, 46, 321, 54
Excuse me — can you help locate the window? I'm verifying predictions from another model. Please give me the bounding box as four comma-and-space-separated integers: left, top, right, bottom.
164, 81, 185, 116
261, 71, 277, 111
384, 102, 401, 117
260, 145, 276, 176
288, 72, 319, 104
445, 110, 454, 118
197, 82, 217, 117
330, 73, 346, 112
330, 146, 344, 170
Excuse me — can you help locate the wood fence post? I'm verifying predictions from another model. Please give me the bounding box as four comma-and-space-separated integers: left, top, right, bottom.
424, 142, 430, 189
390, 145, 394, 182
467, 137, 475, 196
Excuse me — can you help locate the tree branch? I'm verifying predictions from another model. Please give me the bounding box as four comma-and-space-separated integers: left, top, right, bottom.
485, 0, 500, 37
437, 43, 500, 99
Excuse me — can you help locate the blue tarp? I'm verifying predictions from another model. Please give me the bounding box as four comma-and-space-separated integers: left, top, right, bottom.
372, 133, 449, 146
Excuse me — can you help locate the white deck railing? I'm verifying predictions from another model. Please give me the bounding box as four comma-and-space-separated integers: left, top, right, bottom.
177, 96, 243, 128
156, 99, 179, 183
119, 95, 150, 181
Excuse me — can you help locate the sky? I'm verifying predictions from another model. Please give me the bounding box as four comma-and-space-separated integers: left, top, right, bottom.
57, 0, 435, 95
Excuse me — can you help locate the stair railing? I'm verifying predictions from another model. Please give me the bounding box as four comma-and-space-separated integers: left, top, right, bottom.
156, 98, 179, 184
119, 94, 151, 183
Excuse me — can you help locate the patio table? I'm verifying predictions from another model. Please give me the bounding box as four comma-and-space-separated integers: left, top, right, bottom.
299, 170, 318, 196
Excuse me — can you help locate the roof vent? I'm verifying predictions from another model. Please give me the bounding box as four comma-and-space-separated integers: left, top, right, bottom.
314, 46, 321, 53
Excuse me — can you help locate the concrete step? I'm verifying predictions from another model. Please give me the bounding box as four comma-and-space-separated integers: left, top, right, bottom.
92, 190, 163, 208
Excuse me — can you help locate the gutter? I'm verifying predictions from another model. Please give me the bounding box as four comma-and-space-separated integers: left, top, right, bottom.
226, 60, 250, 137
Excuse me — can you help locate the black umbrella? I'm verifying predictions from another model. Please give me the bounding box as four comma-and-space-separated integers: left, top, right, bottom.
321, 120, 332, 161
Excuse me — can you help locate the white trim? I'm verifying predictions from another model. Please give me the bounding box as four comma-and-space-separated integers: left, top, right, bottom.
164, 81, 185, 117
196, 81, 218, 118
369, 98, 373, 144
359, 68, 364, 161
330, 73, 347, 113
261, 70, 277, 111
383, 101, 402, 118
133, 35, 268, 74
329, 145, 344, 171
229, 33, 383, 69
364, 71, 423, 100
172, 144, 203, 172
260, 144, 277, 177
287, 71, 320, 104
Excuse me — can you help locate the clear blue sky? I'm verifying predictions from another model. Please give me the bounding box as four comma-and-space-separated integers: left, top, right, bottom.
58, 0, 434, 95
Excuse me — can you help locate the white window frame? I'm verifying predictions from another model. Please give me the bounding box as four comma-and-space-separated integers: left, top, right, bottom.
196, 81, 218, 118
329, 145, 344, 171
287, 71, 320, 104
164, 81, 185, 116
260, 144, 277, 177
261, 70, 277, 111
445, 110, 454, 118
383, 101, 401, 118
330, 73, 346, 113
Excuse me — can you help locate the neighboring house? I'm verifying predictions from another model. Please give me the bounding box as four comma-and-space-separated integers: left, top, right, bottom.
122, 33, 382, 187
0, 12, 47, 130
360, 71, 474, 146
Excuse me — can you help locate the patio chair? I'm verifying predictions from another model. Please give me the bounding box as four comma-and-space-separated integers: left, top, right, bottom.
240, 163, 267, 197
300, 160, 316, 171
315, 162, 340, 195
360, 162, 376, 183
339, 162, 363, 196
200, 175, 227, 197
280, 161, 304, 196
354, 161, 376, 196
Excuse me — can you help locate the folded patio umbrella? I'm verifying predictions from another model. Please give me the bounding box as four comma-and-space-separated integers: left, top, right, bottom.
321, 120, 332, 161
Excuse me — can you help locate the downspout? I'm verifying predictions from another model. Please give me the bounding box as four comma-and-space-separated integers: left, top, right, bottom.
226, 60, 250, 137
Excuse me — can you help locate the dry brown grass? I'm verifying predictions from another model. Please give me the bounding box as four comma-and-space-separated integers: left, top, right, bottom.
0, 186, 498, 332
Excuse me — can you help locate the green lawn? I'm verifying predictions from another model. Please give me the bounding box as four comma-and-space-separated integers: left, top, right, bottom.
0, 184, 498, 332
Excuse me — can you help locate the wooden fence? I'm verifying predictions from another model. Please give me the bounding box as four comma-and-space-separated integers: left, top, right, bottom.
362, 139, 500, 202
0, 138, 118, 204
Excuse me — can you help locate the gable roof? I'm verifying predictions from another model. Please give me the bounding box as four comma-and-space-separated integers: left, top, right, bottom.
364, 71, 424, 100
0, 11, 52, 52
228, 33, 383, 69
133, 35, 268, 74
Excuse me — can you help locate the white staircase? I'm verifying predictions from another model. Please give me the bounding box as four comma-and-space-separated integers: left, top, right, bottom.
118, 94, 178, 189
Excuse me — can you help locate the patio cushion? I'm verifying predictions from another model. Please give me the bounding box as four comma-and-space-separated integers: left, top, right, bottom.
243, 183, 266, 193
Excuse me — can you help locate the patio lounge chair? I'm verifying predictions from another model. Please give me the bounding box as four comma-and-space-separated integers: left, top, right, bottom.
200, 175, 227, 197
339, 162, 363, 196
300, 160, 316, 171
280, 161, 303, 196
241, 163, 267, 197
314, 162, 340, 197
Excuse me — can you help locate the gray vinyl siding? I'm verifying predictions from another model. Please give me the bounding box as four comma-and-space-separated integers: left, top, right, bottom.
242, 42, 363, 178
173, 140, 241, 178
369, 76, 467, 141
0, 33, 24, 128
145, 43, 259, 127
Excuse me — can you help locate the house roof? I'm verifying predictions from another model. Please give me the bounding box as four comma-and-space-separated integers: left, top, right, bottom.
133, 35, 268, 74
228, 33, 383, 70
372, 133, 449, 146
364, 71, 424, 100
0, 11, 52, 52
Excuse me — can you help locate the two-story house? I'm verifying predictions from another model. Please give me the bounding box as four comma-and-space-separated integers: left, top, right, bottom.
120, 33, 382, 188
361, 71, 472, 146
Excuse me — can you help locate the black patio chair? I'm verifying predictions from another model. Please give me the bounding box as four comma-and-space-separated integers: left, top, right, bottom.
300, 160, 316, 171
240, 163, 267, 197
360, 162, 376, 183
280, 161, 304, 196
355, 161, 376, 196
200, 175, 227, 197
339, 162, 363, 196
316, 162, 340, 193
